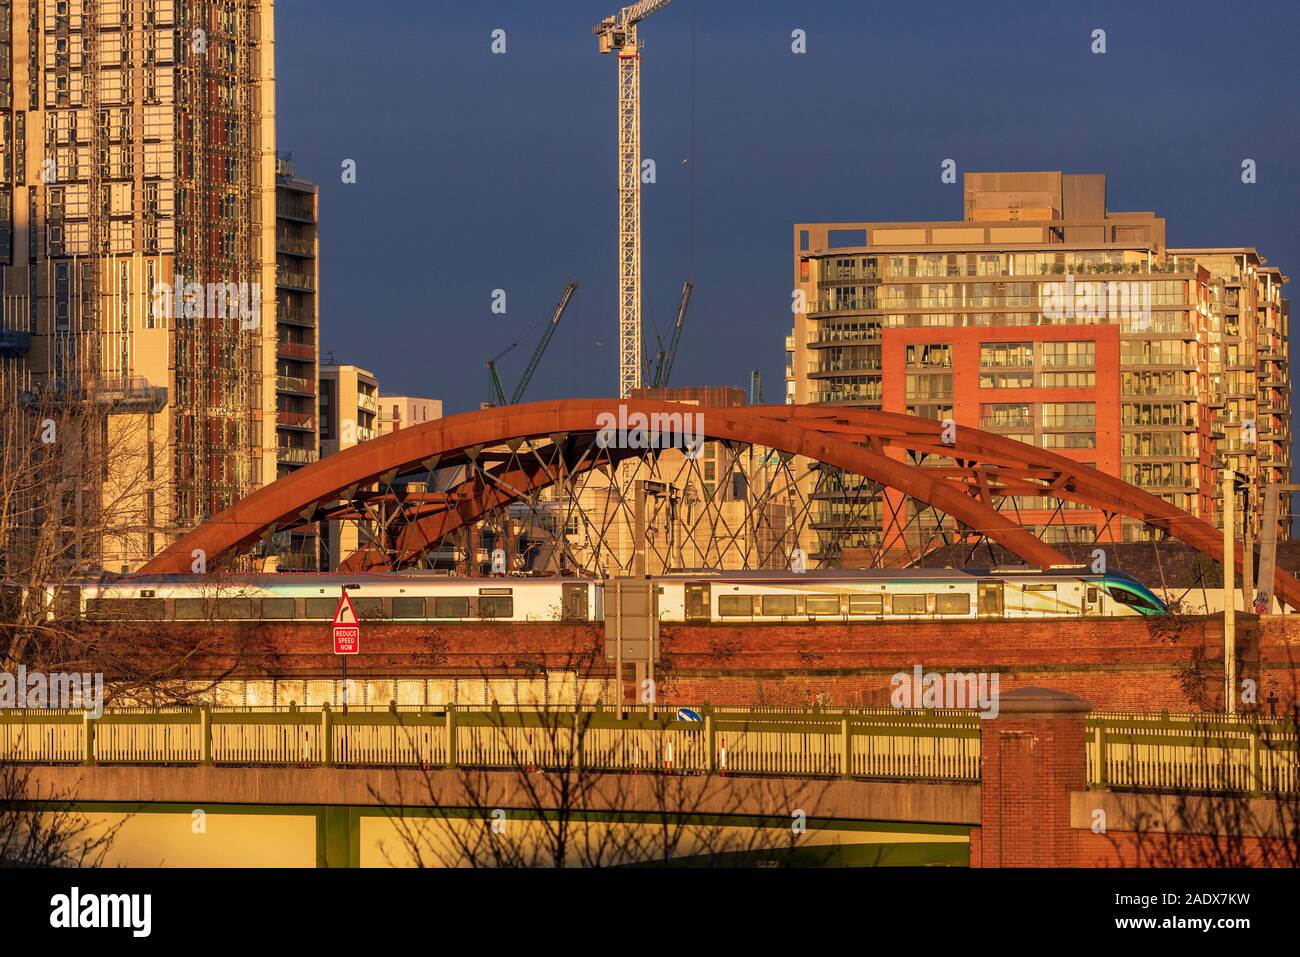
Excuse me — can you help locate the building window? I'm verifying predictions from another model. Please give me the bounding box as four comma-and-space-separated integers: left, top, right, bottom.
979, 342, 1033, 368
1040, 341, 1095, 367
1041, 402, 1095, 429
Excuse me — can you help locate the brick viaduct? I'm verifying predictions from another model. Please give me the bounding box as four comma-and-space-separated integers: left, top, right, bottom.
96, 613, 1300, 714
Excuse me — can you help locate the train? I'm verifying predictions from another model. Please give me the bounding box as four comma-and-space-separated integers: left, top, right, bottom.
54, 566, 1169, 623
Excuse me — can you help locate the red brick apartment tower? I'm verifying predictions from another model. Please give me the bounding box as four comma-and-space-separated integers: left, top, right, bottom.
787, 171, 1286, 561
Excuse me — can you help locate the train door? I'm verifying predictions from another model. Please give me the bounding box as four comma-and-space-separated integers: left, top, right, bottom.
685, 582, 711, 622
1083, 583, 1103, 616
561, 583, 589, 621
977, 581, 1004, 617
1021, 584, 1058, 616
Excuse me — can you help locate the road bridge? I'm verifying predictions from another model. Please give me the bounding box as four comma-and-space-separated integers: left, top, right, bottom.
4, 690, 1296, 867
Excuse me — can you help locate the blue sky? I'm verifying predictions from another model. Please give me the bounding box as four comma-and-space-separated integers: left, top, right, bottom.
275, 0, 1300, 469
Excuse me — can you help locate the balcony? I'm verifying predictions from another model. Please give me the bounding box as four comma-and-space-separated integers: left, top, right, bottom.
276, 374, 316, 396
277, 411, 315, 431
980, 417, 1032, 431
276, 269, 316, 292
277, 306, 316, 328
808, 360, 881, 377
276, 341, 316, 362
357, 393, 379, 415
276, 236, 315, 258
277, 446, 320, 466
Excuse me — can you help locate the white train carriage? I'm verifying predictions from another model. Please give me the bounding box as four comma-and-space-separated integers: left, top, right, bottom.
652, 568, 1166, 621
69, 573, 601, 624
58, 566, 1164, 625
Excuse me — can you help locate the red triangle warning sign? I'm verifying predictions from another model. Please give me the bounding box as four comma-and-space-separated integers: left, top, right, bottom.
333, 591, 358, 626
333, 591, 360, 655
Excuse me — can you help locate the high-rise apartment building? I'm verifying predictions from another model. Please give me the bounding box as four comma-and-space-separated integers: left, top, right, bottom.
787, 171, 1290, 559
272, 151, 318, 569
0, 0, 278, 570
318, 362, 377, 569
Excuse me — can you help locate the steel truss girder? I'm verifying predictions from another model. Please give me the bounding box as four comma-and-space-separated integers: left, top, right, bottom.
137, 400, 1300, 611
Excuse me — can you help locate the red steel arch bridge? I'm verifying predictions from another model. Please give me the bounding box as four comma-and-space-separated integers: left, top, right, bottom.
140, 399, 1297, 611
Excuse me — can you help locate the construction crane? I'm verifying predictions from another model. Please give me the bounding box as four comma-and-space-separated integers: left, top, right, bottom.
594, 0, 673, 398
485, 282, 579, 407
650, 279, 693, 388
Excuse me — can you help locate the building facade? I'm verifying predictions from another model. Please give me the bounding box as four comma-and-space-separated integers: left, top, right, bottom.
318, 362, 377, 569
272, 152, 318, 569
377, 394, 441, 436
787, 171, 1290, 559
0, 0, 278, 571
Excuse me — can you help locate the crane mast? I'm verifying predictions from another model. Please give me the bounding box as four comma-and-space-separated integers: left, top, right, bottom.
594, 0, 672, 398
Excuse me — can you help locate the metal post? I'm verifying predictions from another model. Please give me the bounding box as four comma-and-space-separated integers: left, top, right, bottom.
1223, 470, 1236, 715
1093, 724, 1107, 787
614, 579, 624, 720
840, 716, 851, 778
632, 480, 646, 577
200, 704, 212, 766
445, 704, 456, 768
321, 702, 333, 767
82, 711, 95, 766
647, 587, 656, 720
705, 712, 715, 772
1248, 726, 1262, 794
1242, 486, 1253, 614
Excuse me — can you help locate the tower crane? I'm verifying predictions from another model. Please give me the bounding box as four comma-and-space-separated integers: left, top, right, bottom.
593, 0, 673, 398
485, 281, 578, 407
650, 279, 693, 388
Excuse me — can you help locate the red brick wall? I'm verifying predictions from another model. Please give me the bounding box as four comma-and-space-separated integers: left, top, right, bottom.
975, 708, 1088, 867
92, 614, 1300, 714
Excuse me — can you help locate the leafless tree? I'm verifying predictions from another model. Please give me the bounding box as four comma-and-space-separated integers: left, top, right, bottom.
0, 763, 121, 868
369, 653, 834, 868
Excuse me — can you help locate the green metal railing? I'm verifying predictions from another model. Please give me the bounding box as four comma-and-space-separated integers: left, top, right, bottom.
1, 707, 1296, 793
1086, 713, 1299, 794
0, 705, 980, 783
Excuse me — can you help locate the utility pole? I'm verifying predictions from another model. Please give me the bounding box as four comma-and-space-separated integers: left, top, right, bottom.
1242, 485, 1253, 614
1223, 469, 1235, 715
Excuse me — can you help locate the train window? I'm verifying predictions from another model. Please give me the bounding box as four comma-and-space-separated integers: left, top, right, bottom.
892, 594, 927, 616
848, 594, 883, 615
351, 598, 385, 619
260, 598, 295, 620
434, 597, 470, 618
53, 587, 81, 620
304, 598, 337, 619
87, 598, 165, 621
718, 595, 753, 616
392, 597, 426, 619
216, 599, 253, 619
174, 598, 206, 620
478, 596, 513, 618
806, 595, 840, 615
935, 593, 971, 615
138, 599, 167, 620
761, 595, 798, 617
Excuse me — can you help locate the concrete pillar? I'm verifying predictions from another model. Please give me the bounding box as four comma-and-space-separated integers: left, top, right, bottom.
975, 687, 1091, 868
